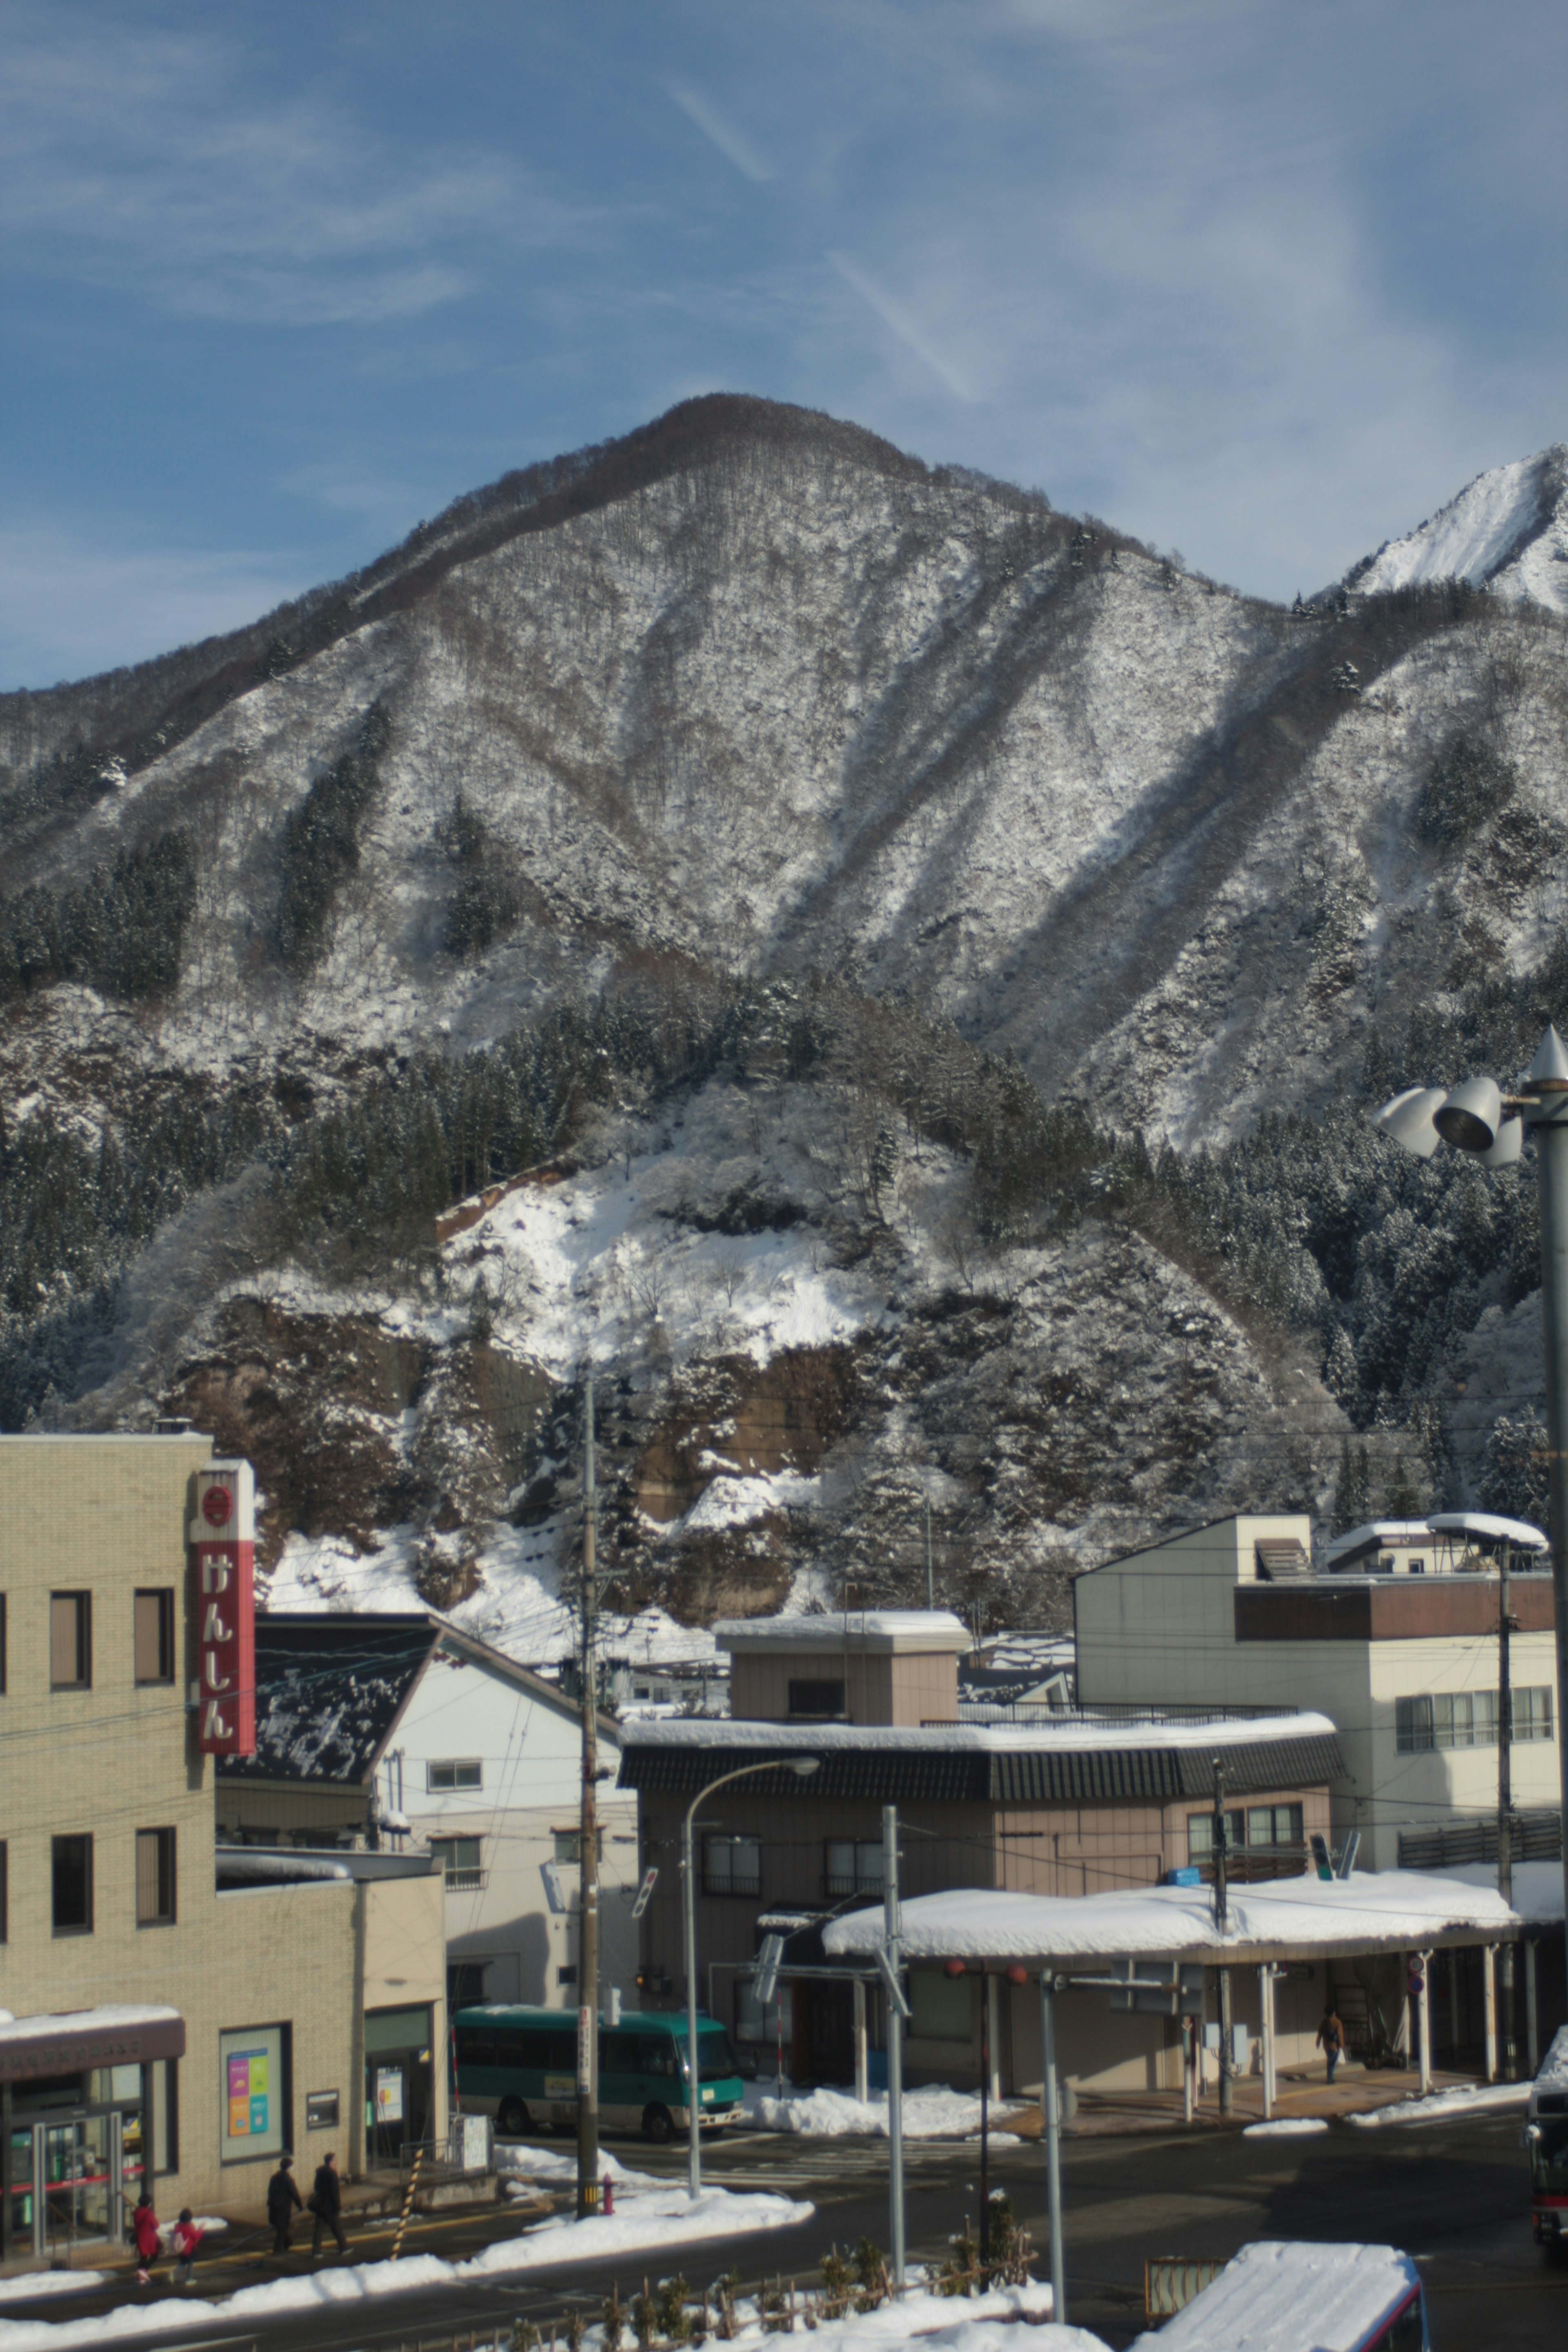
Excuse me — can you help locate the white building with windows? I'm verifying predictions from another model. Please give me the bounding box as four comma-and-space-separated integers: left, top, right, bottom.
217, 1615, 639, 2010
1074, 1512, 1559, 1873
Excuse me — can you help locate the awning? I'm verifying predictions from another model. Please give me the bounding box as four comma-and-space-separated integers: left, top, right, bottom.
0, 2008, 185, 2085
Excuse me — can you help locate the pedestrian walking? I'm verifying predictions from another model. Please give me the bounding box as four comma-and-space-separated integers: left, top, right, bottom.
309, 2152, 348, 2259
169, 2209, 205, 2287
267, 2153, 303, 2254
131, 2190, 161, 2285
1317, 2004, 1345, 2086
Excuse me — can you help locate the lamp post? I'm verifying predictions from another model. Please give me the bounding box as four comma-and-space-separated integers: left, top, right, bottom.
1373, 1024, 1568, 1951
683, 1755, 821, 2198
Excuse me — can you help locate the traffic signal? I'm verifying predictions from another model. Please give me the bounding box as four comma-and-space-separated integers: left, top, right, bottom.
1407, 1962, 1425, 2000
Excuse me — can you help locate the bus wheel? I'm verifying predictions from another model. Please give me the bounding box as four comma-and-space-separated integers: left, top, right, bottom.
497, 2098, 530, 2138
642, 2104, 675, 2143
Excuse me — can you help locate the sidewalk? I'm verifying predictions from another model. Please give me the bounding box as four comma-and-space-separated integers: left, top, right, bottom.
1001, 2062, 1496, 2137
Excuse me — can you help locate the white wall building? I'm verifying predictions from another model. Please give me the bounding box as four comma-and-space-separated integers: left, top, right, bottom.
1074, 1512, 1559, 1873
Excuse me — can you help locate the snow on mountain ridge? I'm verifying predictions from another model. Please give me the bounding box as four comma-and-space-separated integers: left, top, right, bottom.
1350, 445, 1568, 615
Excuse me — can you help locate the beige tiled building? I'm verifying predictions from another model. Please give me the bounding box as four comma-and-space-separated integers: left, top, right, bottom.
0, 1436, 445, 2267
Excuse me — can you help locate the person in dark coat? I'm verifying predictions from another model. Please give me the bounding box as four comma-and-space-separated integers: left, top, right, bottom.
310, 2152, 348, 2258
267, 2154, 303, 2254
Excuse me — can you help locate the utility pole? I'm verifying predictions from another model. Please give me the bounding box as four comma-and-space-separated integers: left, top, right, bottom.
883, 1804, 906, 2285
1498, 1538, 1517, 2081
1213, 1757, 1232, 2118
1524, 1027, 1568, 1956
576, 1378, 600, 2218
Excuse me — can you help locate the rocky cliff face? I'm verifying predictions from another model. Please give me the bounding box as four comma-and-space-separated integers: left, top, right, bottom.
2, 396, 1564, 1649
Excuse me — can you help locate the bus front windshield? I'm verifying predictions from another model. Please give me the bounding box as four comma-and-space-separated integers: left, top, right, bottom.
693, 2029, 741, 2083
1531, 2120, 1568, 2196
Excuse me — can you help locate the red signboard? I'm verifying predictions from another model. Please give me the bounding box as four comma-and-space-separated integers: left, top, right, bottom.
192, 1459, 256, 1756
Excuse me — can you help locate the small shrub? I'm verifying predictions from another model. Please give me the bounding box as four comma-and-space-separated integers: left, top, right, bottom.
632, 2283, 658, 2351
938, 2218, 980, 2298
819, 2247, 853, 2321
603, 2284, 625, 2352
852, 2238, 890, 2312
656, 2274, 693, 2345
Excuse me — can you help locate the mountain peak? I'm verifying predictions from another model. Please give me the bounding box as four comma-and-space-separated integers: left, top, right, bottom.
1348, 443, 1568, 615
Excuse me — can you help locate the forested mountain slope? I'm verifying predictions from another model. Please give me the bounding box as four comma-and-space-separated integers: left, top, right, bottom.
1, 396, 1564, 1638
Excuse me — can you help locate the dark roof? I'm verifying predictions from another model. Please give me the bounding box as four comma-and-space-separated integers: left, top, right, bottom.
218, 1613, 437, 1785
618, 1733, 1344, 1806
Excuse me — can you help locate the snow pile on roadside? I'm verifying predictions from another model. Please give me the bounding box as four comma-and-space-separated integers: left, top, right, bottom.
1347, 2080, 1530, 2128
0, 2185, 812, 2352
0, 2278, 102, 2308
494, 2138, 637, 2182
1241, 2117, 1329, 2139
742, 2082, 1027, 2139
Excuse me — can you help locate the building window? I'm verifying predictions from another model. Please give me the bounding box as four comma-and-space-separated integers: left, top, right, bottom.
824, 1839, 884, 1897
136, 1829, 177, 1925
552, 1829, 604, 1864
151, 2058, 178, 2174
703, 1835, 761, 1897
428, 1759, 482, 1792
1514, 1688, 1555, 1743
0, 1841, 7, 1942
448, 1960, 490, 2006
134, 1590, 175, 1685
428, 1836, 484, 1890
1246, 1804, 1303, 1849
558, 1963, 578, 1986
50, 1592, 91, 1689
52, 1833, 93, 1934
1187, 1810, 1245, 1862
787, 1678, 844, 1718
0, 1592, 7, 1693
1394, 1690, 1550, 1753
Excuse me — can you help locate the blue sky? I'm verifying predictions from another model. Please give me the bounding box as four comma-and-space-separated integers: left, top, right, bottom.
3, 0, 1566, 685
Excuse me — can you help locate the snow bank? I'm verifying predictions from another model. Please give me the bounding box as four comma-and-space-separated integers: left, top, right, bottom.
0, 2186, 811, 2352
824, 1870, 1518, 1964
742, 2082, 1026, 2140
0, 2279, 102, 2309
724, 2287, 1104, 2352
1241, 2118, 1329, 2139
1347, 2081, 1530, 2127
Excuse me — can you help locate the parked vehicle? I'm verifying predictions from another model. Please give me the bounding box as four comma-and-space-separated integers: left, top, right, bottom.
451, 2005, 745, 2141
1133, 2241, 1427, 2351
1526, 2024, 1568, 2248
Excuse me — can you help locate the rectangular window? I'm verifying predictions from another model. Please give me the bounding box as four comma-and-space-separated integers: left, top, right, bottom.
703, 1834, 761, 1897
824, 1839, 885, 1897
787, 1678, 844, 1718
50, 1592, 91, 1689
1396, 1696, 1434, 1754
134, 1590, 175, 1685
1187, 1810, 1245, 1862
52, 1833, 93, 1934
428, 1836, 484, 1889
219, 2024, 287, 2164
1245, 1803, 1304, 1849
448, 1961, 489, 2007
1398, 1691, 1517, 1752
151, 2058, 178, 2175
1514, 1688, 1555, 1743
0, 1592, 7, 1693
427, 1759, 482, 1792
136, 1828, 176, 1925
0, 1841, 7, 1942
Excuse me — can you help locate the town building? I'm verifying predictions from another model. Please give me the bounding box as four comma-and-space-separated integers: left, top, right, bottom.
618, 1609, 1339, 2089
1072, 1511, 1561, 1873
0, 1436, 445, 2267
216, 1614, 639, 2012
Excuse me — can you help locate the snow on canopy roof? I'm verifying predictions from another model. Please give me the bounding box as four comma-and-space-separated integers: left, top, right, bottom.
1434, 1860, 1562, 1927
1130, 2241, 1421, 2352
621, 1711, 1335, 1758
1324, 1521, 1432, 1560
1427, 1511, 1547, 1550
714, 1610, 969, 1649
823, 1870, 1518, 1965
0, 2005, 180, 2047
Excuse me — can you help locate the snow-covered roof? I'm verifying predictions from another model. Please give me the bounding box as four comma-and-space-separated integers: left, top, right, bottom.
1437, 1859, 1563, 1926
824, 1869, 1521, 1965
0, 2005, 181, 2048
1427, 1511, 1548, 1550
1324, 1521, 1432, 1561
715, 1610, 970, 1653
622, 1711, 1334, 1757
1130, 2241, 1421, 2352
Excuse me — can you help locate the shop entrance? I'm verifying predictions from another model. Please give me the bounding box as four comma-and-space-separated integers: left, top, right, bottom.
364, 2006, 434, 2165
6, 2109, 135, 2258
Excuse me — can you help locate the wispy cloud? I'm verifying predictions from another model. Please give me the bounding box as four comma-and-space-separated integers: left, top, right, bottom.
827, 249, 978, 403
665, 81, 775, 183
0, 526, 305, 685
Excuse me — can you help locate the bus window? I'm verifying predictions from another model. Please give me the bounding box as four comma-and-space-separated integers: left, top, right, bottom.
698, 2029, 742, 2082
638, 2036, 679, 2079
1363, 2291, 1424, 2351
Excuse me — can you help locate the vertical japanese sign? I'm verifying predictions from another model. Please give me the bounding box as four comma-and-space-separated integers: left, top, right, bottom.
192, 1458, 256, 1755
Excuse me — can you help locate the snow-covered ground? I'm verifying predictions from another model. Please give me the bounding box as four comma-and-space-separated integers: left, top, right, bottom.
1352, 445, 1568, 616
742, 2082, 1028, 2139
0, 2278, 102, 2309
0, 2182, 811, 2352
1241, 2117, 1329, 2139
1346, 2080, 1531, 2128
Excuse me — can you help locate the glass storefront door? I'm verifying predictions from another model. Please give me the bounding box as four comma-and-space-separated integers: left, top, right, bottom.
37, 2116, 117, 2252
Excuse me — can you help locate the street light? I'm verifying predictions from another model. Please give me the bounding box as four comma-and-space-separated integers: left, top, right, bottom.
683, 1754, 821, 2197
1372, 1023, 1568, 1965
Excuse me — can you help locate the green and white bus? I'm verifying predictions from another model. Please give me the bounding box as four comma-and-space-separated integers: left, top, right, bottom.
451, 2006, 746, 2143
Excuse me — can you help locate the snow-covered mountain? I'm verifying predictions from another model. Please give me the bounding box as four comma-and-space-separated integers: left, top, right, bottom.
2, 396, 1564, 1637
1349, 445, 1568, 617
